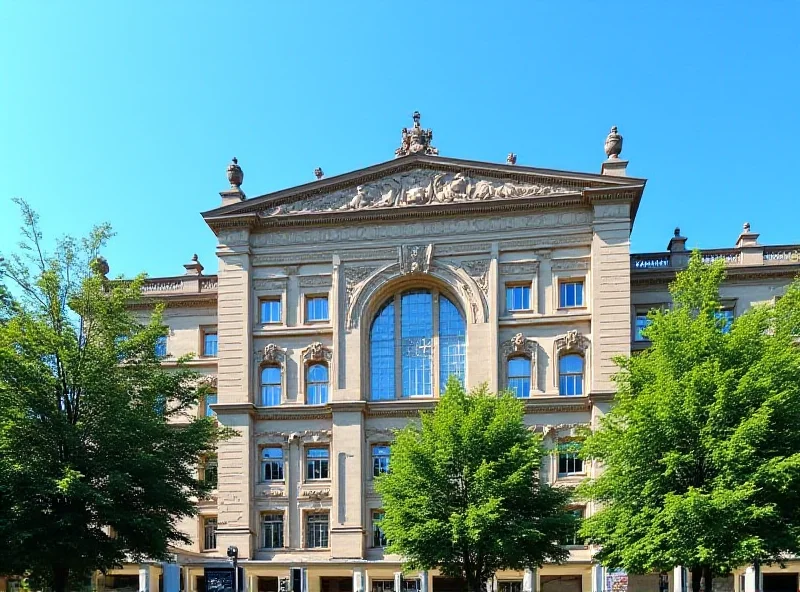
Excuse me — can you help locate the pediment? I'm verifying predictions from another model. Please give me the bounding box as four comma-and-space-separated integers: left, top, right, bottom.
262, 168, 584, 217
203, 155, 646, 225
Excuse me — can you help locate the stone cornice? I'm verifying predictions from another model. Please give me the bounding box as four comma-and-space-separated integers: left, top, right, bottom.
631, 262, 800, 287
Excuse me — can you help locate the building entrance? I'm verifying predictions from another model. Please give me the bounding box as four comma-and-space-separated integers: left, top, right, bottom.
763, 574, 797, 592
540, 575, 581, 592
321, 577, 353, 592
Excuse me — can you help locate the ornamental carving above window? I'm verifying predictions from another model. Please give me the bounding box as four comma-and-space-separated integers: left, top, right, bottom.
554, 330, 590, 354
302, 342, 332, 362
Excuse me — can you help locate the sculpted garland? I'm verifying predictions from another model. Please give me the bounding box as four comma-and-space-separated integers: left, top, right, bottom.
265, 170, 581, 216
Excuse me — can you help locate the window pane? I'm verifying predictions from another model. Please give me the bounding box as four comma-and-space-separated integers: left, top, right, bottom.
263, 514, 284, 549
560, 281, 584, 308
261, 300, 281, 323
373, 511, 387, 547
370, 300, 395, 400
507, 356, 531, 398
439, 296, 466, 392
307, 297, 329, 321
203, 332, 218, 356
372, 445, 390, 477
262, 447, 284, 481
635, 314, 652, 341
506, 286, 530, 311
559, 355, 584, 396
307, 448, 329, 459
155, 336, 167, 357
715, 309, 734, 333
261, 366, 281, 406
307, 364, 329, 405
401, 290, 433, 397
204, 393, 217, 417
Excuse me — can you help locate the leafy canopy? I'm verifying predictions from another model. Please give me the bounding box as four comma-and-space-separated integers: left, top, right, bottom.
377, 378, 574, 592
579, 251, 800, 580
0, 199, 226, 591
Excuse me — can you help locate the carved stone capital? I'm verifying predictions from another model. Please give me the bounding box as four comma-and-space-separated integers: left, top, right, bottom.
261, 343, 286, 364
197, 374, 218, 389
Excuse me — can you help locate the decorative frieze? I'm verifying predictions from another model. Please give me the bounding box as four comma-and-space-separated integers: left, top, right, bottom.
500, 233, 591, 251
302, 342, 332, 363
299, 489, 331, 501
500, 261, 540, 276
436, 242, 492, 256
260, 344, 286, 364
298, 275, 332, 288
365, 427, 397, 440
253, 278, 288, 291
249, 212, 593, 247
551, 258, 590, 272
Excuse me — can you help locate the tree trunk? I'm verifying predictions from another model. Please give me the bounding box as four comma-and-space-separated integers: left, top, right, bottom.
703, 566, 713, 592
53, 566, 70, 592
691, 567, 703, 592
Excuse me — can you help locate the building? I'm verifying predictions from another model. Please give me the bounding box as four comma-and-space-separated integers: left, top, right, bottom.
100, 116, 800, 592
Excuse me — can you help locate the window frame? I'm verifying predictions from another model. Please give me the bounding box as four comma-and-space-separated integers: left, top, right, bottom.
203, 392, 217, 417
305, 511, 330, 549
304, 294, 330, 323
261, 446, 285, 482
305, 362, 329, 405
200, 326, 218, 358
201, 455, 218, 490
558, 353, 584, 396
557, 442, 585, 477
368, 287, 466, 401
372, 510, 387, 548
372, 444, 391, 478
305, 447, 330, 481
560, 507, 585, 547
202, 516, 217, 551
155, 335, 168, 358
259, 297, 283, 325
506, 355, 532, 398
261, 512, 285, 549
558, 278, 586, 309
505, 283, 533, 313
260, 364, 283, 407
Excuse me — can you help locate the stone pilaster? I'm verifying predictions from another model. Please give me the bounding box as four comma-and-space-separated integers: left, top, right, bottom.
330, 405, 365, 557
590, 202, 632, 393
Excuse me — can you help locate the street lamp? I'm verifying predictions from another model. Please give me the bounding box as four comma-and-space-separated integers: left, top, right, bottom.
227, 546, 239, 592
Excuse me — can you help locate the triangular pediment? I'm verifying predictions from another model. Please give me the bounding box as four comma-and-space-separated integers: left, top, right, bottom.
203, 155, 645, 224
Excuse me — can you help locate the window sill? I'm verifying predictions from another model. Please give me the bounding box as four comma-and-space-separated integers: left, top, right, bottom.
304, 479, 332, 484
556, 306, 587, 312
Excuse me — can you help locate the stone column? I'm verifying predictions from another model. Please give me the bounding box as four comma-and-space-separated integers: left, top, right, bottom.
249, 574, 258, 592
592, 565, 605, 592
183, 568, 192, 592
288, 435, 301, 549
330, 403, 365, 557
162, 563, 180, 592
139, 565, 159, 592
744, 564, 761, 592
353, 568, 365, 592
672, 567, 686, 592
419, 571, 429, 592
523, 569, 537, 592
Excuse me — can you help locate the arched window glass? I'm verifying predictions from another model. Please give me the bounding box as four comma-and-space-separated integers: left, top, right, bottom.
307, 363, 329, 405
261, 366, 281, 407
370, 300, 395, 401
559, 354, 584, 396
507, 357, 531, 398
439, 296, 466, 390
369, 288, 466, 400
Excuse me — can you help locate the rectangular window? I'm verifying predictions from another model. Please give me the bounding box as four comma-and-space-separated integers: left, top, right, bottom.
372, 582, 394, 592
262, 447, 285, 481
715, 308, 734, 333
202, 329, 218, 357
372, 445, 391, 477
558, 444, 584, 476
401, 581, 420, 592
306, 448, 329, 480
260, 299, 282, 324
204, 393, 217, 417
306, 512, 329, 548
202, 517, 217, 551
559, 280, 585, 308
635, 313, 652, 341
372, 511, 387, 547
262, 513, 284, 549
202, 456, 218, 489
306, 296, 329, 322
499, 583, 523, 592
155, 335, 167, 357
561, 509, 584, 546
506, 285, 531, 311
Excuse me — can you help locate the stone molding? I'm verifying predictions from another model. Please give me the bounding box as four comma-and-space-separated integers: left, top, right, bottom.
302, 342, 332, 363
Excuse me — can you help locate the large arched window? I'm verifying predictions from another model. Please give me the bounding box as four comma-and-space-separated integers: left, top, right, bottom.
307, 363, 329, 405
559, 354, 584, 396
261, 366, 281, 407
369, 288, 465, 400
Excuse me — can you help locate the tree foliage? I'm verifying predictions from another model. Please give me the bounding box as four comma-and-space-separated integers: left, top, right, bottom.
0, 199, 226, 592
377, 378, 574, 592
579, 251, 800, 592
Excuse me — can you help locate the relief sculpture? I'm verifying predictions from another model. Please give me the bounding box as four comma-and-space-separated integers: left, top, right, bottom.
264, 169, 581, 217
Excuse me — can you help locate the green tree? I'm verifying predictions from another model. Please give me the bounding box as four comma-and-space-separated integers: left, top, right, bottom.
377, 378, 574, 592
0, 199, 226, 592
579, 251, 800, 592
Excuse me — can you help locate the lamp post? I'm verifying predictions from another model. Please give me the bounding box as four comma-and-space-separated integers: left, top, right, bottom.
227, 546, 239, 592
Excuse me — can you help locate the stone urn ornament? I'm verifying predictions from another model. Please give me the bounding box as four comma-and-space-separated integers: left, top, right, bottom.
604, 126, 623, 159
227, 157, 244, 188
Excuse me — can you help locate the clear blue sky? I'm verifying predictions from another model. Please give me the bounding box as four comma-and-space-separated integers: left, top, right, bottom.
1, 2, 798, 278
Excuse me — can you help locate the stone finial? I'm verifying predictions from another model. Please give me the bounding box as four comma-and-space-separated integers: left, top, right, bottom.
91, 256, 110, 278
227, 157, 244, 189
506, 153, 517, 165
395, 111, 439, 158
314, 167, 324, 180
743, 222, 751, 233
184, 253, 204, 276
604, 126, 623, 159
674, 227, 681, 237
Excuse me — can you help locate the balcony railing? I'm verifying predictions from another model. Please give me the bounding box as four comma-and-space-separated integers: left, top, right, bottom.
632, 245, 800, 270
